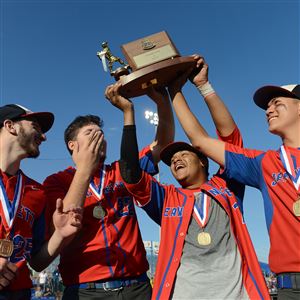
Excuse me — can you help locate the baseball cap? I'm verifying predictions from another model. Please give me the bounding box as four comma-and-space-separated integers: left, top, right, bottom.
0, 104, 54, 133
160, 141, 207, 166
253, 84, 300, 110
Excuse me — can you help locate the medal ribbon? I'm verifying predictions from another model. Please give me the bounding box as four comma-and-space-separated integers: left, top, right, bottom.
89, 166, 106, 200
280, 145, 300, 191
193, 192, 211, 228
0, 171, 23, 231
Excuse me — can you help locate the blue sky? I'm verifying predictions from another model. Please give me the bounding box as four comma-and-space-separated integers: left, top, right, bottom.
1, 0, 299, 263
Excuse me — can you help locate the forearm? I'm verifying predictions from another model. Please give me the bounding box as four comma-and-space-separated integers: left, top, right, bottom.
61, 169, 91, 209
146, 88, 175, 164
119, 125, 141, 183
197, 83, 236, 137
123, 105, 135, 126
172, 91, 226, 166
172, 91, 208, 143
155, 97, 175, 147
29, 230, 71, 272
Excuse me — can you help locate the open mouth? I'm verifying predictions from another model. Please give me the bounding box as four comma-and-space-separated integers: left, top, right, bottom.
175, 163, 185, 171
268, 116, 278, 123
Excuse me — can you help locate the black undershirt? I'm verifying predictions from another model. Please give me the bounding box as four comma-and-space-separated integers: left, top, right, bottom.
119, 125, 142, 184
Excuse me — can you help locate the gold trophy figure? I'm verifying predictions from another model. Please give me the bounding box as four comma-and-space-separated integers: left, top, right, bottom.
97, 42, 131, 80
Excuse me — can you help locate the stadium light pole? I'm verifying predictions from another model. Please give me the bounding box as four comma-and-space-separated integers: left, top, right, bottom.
144, 110, 161, 257
144, 110, 160, 277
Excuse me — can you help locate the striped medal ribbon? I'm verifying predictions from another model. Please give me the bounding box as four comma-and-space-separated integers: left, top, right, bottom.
280, 145, 300, 216
89, 166, 107, 219
0, 171, 24, 257
193, 192, 212, 246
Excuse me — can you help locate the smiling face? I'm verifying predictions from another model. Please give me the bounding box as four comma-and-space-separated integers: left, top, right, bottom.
170, 150, 207, 189
266, 97, 300, 138
16, 117, 46, 158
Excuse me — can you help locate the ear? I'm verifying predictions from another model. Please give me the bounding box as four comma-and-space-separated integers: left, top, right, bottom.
297, 101, 300, 116
3, 120, 18, 135
68, 140, 76, 152
199, 156, 208, 169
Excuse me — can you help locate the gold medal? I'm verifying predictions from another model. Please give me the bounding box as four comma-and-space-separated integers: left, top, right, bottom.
293, 199, 300, 217
93, 205, 106, 219
0, 239, 14, 258
197, 232, 211, 246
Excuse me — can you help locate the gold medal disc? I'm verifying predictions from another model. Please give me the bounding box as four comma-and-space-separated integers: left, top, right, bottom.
0, 239, 14, 258
197, 232, 211, 246
293, 199, 300, 217
93, 205, 106, 219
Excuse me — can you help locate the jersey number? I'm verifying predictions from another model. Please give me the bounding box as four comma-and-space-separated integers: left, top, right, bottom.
117, 196, 134, 218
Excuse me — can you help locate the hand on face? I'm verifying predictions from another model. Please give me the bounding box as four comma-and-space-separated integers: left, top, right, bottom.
0, 257, 18, 290
72, 126, 105, 174
105, 81, 133, 112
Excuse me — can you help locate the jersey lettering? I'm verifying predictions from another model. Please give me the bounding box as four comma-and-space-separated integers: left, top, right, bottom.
164, 207, 183, 217
16, 205, 35, 227
209, 187, 233, 197
272, 170, 295, 186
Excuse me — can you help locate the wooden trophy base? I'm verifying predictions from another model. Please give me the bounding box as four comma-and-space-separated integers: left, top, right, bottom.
119, 56, 196, 98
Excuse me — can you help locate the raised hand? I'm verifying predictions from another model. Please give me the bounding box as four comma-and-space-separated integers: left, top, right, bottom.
52, 198, 83, 239
190, 54, 209, 88
105, 81, 133, 113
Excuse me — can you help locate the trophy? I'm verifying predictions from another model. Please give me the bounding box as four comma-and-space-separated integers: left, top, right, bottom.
97, 31, 196, 98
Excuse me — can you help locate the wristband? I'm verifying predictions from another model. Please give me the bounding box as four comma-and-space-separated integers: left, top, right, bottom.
196, 82, 215, 98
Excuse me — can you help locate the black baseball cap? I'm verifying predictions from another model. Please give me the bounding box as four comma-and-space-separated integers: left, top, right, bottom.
160, 141, 207, 166
253, 84, 300, 110
0, 104, 54, 133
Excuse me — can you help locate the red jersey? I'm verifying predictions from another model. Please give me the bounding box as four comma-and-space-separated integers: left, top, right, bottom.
0, 170, 47, 290
123, 128, 269, 300
43, 146, 156, 285
224, 144, 300, 274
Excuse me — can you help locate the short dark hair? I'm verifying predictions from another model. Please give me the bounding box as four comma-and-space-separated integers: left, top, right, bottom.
64, 115, 104, 154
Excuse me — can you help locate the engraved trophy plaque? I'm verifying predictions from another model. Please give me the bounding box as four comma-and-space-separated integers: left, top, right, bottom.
97, 31, 196, 98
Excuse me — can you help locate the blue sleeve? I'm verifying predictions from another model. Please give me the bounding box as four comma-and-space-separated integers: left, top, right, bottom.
224, 150, 265, 188
139, 152, 159, 176
141, 180, 165, 226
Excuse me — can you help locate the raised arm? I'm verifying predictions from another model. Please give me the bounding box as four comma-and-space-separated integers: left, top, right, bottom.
190, 55, 236, 137
105, 82, 141, 184
105, 82, 135, 126
147, 88, 175, 165
29, 198, 83, 271
168, 56, 225, 167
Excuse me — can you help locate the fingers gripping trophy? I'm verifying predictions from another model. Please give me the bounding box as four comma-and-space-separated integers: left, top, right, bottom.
96, 31, 197, 98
